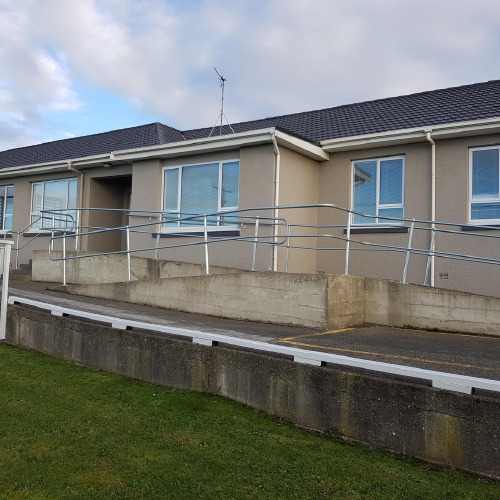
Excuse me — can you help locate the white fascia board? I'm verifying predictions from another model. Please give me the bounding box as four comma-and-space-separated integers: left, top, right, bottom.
321, 117, 500, 152
111, 129, 278, 161
0, 153, 111, 178
112, 128, 329, 162
274, 130, 329, 161
0, 128, 326, 178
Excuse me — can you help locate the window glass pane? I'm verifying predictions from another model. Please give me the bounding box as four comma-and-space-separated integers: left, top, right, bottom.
221, 161, 239, 208
4, 215, 12, 231
380, 159, 403, 205
44, 181, 68, 228
163, 169, 180, 227
472, 149, 499, 200
6, 186, 13, 215
378, 207, 404, 223
162, 213, 180, 228
353, 161, 376, 224
32, 183, 43, 213
163, 169, 179, 211
44, 180, 67, 211
471, 202, 500, 220
68, 179, 77, 209
180, 164, 219, 226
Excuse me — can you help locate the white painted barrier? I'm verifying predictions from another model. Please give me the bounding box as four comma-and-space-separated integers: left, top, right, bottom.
7, 295, 500, 395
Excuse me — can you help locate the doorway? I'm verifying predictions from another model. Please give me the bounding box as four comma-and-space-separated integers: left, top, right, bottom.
87, 175, 132, 253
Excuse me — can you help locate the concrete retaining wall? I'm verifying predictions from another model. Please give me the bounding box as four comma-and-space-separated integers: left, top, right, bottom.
32, 251, 242, 284
364, 279, 500, 335
6, 304, 500, 480
61, 272, 332, 328
34, 253, 500, 334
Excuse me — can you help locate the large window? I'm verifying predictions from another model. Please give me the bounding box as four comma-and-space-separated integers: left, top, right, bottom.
0, 185, 13, 231
31, 178, 77, 229
470, 146, 500, 223
162, 160, 239, 230
352, 156, 404, 224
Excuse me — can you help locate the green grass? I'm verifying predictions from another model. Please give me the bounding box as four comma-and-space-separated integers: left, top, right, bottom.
0, 344, 498, 499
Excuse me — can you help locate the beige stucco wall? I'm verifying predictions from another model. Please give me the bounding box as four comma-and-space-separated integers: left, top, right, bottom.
126, 144, 276, 271
432, 133, 500, 297
277, 147, 320, 273
316, 142, 432, 282
315, 135, 500, 298
3, 170, 83, 265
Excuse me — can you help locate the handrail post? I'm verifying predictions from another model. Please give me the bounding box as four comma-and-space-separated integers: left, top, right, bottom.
62, 234, 67, 286
203, 214, 210, 275
155, 218, 161, 261
402, 219, 415, 284
424, 228, 436, 286
344, 211, 351, 275
251, 217, 259, 271
126, 226, 131, 281
15, 232, 20, 269
285, 223, 291, 273
0, 242, 12, 340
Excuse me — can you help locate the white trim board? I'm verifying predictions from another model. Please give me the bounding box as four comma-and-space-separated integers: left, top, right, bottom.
8, 295, 500, 395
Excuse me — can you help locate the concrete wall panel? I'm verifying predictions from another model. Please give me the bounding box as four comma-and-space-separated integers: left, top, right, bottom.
6, 305, 500, 480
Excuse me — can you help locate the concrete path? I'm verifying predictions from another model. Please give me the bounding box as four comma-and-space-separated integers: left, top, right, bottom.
9, 280, 500, 382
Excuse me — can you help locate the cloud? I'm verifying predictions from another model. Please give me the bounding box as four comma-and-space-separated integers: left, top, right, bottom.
1, 0, 500, 149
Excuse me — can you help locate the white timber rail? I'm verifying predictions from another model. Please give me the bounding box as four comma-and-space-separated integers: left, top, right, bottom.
0, 241, 13, 340
8, 295, 500, 396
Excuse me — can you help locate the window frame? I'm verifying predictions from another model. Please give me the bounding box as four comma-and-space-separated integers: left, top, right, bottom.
0, 185, 14, 233
351, 155, 405, 226
469, 145, 500, 225
161, 159, 240, 233
30, 178, 78, 231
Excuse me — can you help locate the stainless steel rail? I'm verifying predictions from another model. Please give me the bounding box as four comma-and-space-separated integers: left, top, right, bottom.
44, 204, 500, 290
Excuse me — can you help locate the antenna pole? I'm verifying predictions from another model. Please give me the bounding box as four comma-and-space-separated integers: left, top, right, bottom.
209, 67, 235, 137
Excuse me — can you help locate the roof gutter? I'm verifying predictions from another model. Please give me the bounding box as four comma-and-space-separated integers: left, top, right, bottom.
321, 116, 500, 152
0, 128, 327, 178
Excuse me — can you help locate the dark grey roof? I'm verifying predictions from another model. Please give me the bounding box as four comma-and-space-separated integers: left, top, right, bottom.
183, 79, 500, 143
2, 79, 500, 169
0, 123, 184, 169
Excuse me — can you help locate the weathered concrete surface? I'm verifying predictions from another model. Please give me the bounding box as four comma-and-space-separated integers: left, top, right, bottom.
35, 252, 500, 333
32, 251, 242, 284
6, 304, 500, 480
61, 272, 330, 328
364, 279, 500, 335
327, 274, 365, 329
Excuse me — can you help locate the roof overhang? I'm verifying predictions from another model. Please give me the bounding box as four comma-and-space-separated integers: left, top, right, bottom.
110, 128, 328, 162
0, 128, 328, 178
321, 117, 500, 152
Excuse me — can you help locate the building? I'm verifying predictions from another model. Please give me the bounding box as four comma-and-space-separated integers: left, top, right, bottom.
1, 80, 500, 297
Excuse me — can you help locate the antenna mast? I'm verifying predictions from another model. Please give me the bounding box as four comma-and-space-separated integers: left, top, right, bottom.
209, 67, 235, 137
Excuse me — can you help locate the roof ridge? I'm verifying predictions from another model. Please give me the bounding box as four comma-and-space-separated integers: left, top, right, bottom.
183, 79, 500, 135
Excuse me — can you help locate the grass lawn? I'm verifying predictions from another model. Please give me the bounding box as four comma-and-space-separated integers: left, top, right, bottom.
0, 344, 498, 499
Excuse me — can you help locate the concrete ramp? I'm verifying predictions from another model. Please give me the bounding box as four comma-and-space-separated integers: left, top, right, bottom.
52, 271, 500, 336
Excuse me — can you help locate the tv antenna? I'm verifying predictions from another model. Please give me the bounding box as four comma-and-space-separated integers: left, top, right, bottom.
209, 67, 235, 137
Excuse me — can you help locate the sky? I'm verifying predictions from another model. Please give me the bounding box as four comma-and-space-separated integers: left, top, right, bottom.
1, 0, 500, 151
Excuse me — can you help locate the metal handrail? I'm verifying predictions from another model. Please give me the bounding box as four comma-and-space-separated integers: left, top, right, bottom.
11, 212, 76, 269
44, 204, 499, 291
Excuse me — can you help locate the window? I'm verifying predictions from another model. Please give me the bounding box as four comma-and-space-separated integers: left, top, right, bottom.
0, 185, 14, 231
352, 156, 404, 224
31, 178, 77, 229
162, 160, 239, 230
470, 146, 500, 223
